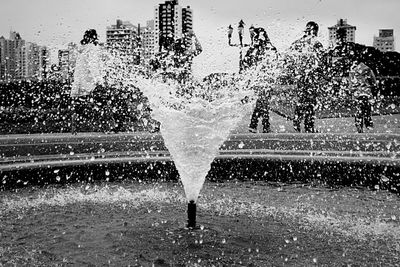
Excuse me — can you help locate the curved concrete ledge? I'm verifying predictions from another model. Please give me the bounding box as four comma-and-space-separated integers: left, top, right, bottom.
0, 132, 399, 172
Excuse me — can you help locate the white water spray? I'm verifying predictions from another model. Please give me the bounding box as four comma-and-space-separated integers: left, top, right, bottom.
138, 75, 255, 202
73, 45, 279, 203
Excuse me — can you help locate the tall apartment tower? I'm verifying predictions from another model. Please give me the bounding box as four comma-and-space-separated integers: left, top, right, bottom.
373, 29, 395, 52
21, 43, 40, 80
142, 20, 156, 62
20, 43, 49, 81
0, 31, 25, 81
106, 20, 137, 51
154, 0, 193, 53
328, 19, 356, 47
39, 46, 50, 80
58, 43, 77, 82
106, 19, 143, 64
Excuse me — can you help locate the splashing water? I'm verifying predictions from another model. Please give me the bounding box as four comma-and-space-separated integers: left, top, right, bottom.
72, 44, 279, 202
137, 75, 255, 201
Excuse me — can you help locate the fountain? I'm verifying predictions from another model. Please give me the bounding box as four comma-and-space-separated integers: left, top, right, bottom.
70, 22, 280, 229
135, 73, 256, 228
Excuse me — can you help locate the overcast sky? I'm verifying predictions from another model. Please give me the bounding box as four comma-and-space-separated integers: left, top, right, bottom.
1, 0, 399, 76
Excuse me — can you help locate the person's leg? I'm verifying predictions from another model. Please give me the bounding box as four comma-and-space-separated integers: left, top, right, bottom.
260, 98, 271, 133
111, 100, 124, 133
71, 98, 78, 135
249, 98, 262, 132
304, 104, 315, 133
355, 98, 363, 133
293, 104, 302, 132
363, 98, 373, 129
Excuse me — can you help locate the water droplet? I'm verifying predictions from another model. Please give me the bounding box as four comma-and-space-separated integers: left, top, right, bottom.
380, 175, 389, 183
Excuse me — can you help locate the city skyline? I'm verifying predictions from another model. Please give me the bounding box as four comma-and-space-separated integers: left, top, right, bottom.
1, 0, 399, 77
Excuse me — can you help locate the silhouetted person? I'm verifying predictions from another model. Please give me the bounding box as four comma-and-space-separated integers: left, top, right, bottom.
289, 21, 324, 133
71, 29, 105, 134
241, 27, 277, 133
349, 59, 376, 133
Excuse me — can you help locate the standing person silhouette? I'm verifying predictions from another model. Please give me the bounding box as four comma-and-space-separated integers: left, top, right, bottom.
241, 27, 277, 133
289, 21, 324, 133
70, 29, 105, 134
348, 58, 376, 133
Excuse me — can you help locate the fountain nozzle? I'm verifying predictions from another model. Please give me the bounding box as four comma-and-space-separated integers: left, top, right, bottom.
187, 200, 197, 229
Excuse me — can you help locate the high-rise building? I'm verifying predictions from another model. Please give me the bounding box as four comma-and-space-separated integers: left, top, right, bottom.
328, 19, 356, 47
106, 19, 141, 63
0, 32, 50, 81
154, 0, 193, 53
20, 43, 49, 80
58, 43, 77, 82
142, 20, 156, 62
373, 29, 395, 52
38, 46, 50, 80
21, 42, 39, 80
0, 31, 25, 81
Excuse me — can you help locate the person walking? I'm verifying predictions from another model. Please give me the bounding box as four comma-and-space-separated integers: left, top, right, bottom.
348, 59, 376, 133
289, 21, 324, 133
241, 27, 277, 133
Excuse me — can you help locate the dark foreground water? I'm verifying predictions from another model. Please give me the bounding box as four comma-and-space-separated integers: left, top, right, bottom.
1, 181, 399, 266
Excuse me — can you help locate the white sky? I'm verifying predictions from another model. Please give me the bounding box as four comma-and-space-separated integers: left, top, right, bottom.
1, 0, 399, 77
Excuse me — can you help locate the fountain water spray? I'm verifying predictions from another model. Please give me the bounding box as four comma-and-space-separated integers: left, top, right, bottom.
75, 43, 280, 229
136, 74, 256, 228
